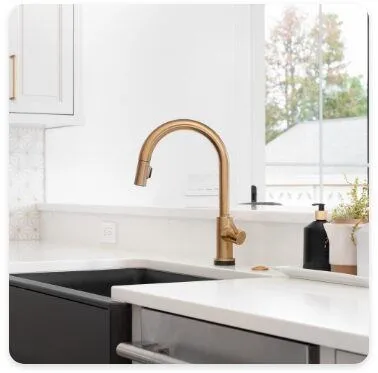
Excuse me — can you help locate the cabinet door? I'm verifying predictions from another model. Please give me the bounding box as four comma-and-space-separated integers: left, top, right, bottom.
9, 5, 74, 115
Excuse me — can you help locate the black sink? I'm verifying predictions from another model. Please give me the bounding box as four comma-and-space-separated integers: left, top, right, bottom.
12, 267, 211, 297
9, 268, 213, 364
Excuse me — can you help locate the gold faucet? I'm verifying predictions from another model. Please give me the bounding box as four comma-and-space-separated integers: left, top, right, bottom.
134, 119, 246, 266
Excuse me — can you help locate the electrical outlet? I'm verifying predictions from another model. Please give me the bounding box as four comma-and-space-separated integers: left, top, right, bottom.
101, 221, 117, 244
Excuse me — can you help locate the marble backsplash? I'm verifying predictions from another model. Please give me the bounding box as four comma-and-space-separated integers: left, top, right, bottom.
9, 128, 45, 240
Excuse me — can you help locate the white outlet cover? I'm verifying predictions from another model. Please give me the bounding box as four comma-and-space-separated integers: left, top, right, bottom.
101, 221, 117, 244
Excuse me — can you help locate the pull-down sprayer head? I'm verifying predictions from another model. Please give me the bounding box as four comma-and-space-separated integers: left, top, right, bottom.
134, 160, 152, 187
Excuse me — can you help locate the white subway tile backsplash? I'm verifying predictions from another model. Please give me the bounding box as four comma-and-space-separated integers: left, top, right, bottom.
9, 128, 45, 241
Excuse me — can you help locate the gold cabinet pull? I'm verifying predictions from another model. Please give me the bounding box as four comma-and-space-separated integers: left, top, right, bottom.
9, 54, 16, 100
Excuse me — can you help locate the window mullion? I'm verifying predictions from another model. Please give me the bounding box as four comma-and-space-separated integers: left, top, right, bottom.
318, 4, 324, 203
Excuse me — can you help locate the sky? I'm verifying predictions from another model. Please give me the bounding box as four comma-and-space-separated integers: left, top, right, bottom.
265, 3, 368, 81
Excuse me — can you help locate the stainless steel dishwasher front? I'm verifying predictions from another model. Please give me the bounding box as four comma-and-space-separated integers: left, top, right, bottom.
130, 305, 318, 364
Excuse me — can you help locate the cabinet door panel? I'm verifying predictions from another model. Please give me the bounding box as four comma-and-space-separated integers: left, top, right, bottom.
9, 5, 74, 115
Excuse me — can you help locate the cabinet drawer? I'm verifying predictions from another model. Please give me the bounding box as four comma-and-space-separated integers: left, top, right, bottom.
132, 306, 317, 364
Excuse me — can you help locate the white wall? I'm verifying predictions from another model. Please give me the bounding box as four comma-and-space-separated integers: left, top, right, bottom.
45, 4, 264, 207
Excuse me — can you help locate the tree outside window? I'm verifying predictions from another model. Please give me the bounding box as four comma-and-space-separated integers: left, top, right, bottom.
265, 4, 368, 207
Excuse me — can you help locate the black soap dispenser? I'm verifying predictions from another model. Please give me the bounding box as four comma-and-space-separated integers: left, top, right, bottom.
303, 203, 331, 271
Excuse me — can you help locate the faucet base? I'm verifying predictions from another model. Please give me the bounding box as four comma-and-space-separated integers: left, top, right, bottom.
214, 258, 235, 266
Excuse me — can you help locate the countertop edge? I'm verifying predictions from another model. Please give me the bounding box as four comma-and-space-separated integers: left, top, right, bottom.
111, 286, 368, 355
37, 203, 313, 224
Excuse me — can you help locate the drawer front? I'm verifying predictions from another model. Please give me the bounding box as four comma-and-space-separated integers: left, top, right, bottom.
133, 307, 315, 364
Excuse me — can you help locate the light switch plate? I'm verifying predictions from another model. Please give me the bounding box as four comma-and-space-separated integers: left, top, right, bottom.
101, 221, 117, 244
185, 173, 219, 196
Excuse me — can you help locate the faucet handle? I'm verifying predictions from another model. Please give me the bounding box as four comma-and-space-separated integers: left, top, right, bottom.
221, 217, 246, 245
232, 229, 246, 245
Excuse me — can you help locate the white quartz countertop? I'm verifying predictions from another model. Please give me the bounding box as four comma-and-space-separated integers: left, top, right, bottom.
10, 241, 369, 355
112, 277, 369, 355
8, 241, 282, 280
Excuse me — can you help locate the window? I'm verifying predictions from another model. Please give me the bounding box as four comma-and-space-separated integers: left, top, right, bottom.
264, 4, 368, 207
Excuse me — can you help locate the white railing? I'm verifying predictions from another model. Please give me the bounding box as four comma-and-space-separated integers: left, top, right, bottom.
266, 184, 354, 207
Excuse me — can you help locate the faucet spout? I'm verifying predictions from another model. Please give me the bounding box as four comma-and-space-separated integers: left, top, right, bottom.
134, 119, 246, 265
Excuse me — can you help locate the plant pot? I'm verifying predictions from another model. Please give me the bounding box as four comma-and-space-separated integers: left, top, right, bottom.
324, 220, 361, 275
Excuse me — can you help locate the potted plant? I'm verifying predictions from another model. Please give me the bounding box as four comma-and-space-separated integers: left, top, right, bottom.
324, 177, 369, 275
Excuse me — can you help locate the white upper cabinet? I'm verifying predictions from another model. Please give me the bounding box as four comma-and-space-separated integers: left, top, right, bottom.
9, 4, 82, 127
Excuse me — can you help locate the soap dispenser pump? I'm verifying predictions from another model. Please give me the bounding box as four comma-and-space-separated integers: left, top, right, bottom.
303, 203, 331, 271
